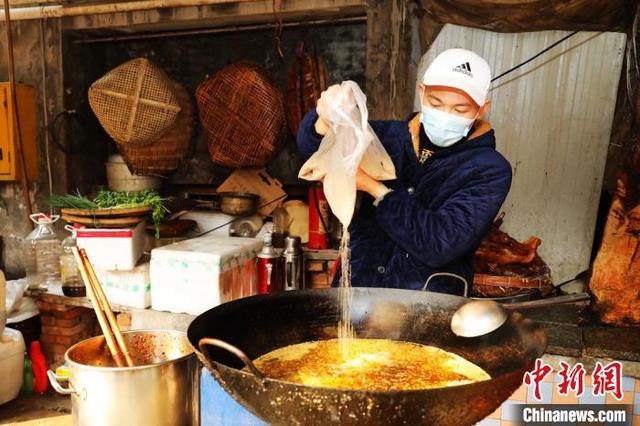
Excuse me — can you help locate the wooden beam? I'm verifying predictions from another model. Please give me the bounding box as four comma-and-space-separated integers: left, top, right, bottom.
365, 0, 417, 120
6, 0, 58, 5
64, 0, 366, 31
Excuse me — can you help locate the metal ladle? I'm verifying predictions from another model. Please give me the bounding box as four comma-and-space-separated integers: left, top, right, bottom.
451, 292, 591, 337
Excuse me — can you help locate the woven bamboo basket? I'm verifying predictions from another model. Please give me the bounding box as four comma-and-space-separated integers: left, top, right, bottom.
89, 58, 181, 146
196, 62, 286, 167
117, 82, 194, 176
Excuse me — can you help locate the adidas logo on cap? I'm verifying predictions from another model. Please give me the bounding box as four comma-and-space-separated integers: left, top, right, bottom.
453, 62, 473, 77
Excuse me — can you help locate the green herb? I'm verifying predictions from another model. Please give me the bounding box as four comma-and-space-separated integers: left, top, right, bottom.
48, 189, 168, 238
48, 192, 98, 209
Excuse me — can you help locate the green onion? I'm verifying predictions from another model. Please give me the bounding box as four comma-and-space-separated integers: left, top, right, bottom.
48, 189, 168, 238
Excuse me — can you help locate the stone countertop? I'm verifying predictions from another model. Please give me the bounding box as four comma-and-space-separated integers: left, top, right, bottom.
526, 304, 640, 377
26, 284, 196, 332
27, 284, 133, 314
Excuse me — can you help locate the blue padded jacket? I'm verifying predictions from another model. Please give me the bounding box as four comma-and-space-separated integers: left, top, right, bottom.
297, 109, 512, 296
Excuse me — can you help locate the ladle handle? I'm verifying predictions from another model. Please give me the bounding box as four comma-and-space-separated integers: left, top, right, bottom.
198, 338, 264, 380
503, 292, 590, 310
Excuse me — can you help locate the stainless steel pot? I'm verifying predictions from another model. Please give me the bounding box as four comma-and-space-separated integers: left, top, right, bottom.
48, 329, 199, 426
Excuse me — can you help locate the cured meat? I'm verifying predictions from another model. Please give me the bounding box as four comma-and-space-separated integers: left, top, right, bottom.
473, 213, 552, 297
589, 175, 640, 326
475, 213, 541, 266
286, 42, 328, 137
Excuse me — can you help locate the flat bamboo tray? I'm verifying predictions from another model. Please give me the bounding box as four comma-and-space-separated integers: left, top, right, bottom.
62, 214, 146, 228
61, 207, 151, 218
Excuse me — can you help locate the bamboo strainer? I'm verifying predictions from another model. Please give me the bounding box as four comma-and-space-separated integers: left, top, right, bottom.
117, 82, 194, 175
89, 58, 181, 146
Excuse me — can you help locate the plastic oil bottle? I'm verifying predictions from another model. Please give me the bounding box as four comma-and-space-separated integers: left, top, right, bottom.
23, 213, 62, 290
60, 225, 85, 297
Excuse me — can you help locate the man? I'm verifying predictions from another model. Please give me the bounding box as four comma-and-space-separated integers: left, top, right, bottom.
297, 48, 512, 295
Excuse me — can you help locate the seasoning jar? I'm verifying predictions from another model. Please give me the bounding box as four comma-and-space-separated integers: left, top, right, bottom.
60, 226, 85, 297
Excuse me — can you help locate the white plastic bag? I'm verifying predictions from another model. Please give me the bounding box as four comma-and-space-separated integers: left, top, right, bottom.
298, 81, 396, 226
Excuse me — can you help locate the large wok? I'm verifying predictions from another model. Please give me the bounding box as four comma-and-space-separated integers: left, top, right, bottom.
187, 288, 547, 425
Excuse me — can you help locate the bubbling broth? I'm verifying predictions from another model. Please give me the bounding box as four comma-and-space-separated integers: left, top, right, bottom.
252, 338, 490, 391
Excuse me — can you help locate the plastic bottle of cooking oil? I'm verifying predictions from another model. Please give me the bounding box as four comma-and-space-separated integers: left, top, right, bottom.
60, 226, 85, 297
23, 213, 62, 290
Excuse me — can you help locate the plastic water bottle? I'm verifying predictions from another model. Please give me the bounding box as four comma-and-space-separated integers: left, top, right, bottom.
24, 213, 62, 289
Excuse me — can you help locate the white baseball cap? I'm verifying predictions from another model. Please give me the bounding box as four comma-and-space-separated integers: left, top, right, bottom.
421, 48, 491, 106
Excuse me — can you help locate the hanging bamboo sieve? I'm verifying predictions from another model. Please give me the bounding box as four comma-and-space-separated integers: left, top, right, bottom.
89, 58, 181, 146
117, 82, 194, 175
196, 61, 286, 168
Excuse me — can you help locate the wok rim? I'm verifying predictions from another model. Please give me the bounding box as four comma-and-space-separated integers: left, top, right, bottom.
191, 288, 548, 395
65, 329, 195, 372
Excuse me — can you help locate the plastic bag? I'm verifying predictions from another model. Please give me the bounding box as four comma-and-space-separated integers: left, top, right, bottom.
298, 81, 396, 226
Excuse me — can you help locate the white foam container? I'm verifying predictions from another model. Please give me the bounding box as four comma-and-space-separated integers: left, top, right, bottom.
150, 235, 262, 315
96, 261, 151, 309
0, 328, 24, 405
179, 211, 234, 236
76, 222, 146, 271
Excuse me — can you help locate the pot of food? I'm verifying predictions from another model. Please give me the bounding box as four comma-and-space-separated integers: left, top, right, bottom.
218, 192, 259, 216
48, 330, 199, 426
188, 288, 547, 426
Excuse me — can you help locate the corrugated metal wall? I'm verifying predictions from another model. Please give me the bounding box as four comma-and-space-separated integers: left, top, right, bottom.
416, 25, 627, 283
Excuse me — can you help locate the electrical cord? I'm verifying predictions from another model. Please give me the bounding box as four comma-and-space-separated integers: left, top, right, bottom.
491, 31, 580, 83
189, 194, 287, 239
48, 109, 88, 155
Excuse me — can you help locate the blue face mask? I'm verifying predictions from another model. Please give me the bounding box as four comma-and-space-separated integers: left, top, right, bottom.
420, 106, 476, 148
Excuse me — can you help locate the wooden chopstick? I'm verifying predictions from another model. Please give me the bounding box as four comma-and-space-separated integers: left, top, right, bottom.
79, 249, 134, 367
72, 247, 125, 368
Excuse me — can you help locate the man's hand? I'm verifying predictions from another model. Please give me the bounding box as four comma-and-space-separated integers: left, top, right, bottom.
314, 116, 330, 136
314, 84, 353, 136
356, 168, 389, 200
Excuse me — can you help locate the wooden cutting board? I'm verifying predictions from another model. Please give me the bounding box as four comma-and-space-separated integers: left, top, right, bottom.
61, 206, 151, 218
62, 214, 146, 228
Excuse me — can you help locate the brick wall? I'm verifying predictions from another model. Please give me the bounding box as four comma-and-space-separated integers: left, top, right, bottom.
305, 259, 336, 289
36, 301, 97, 366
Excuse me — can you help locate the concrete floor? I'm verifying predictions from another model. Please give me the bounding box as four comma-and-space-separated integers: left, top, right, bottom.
0, 393, 71, 425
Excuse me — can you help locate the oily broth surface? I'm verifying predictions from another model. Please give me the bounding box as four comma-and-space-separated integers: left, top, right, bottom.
252, 338, 490, 391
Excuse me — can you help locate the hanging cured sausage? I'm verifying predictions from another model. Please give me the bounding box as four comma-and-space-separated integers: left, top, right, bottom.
286, 41, 329, 137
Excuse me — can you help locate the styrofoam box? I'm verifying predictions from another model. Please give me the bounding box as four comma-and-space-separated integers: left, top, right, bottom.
150, 235, 262, 315
179, 211, 234, 236
96, 261, 151, 309
76, 222, 146, 271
